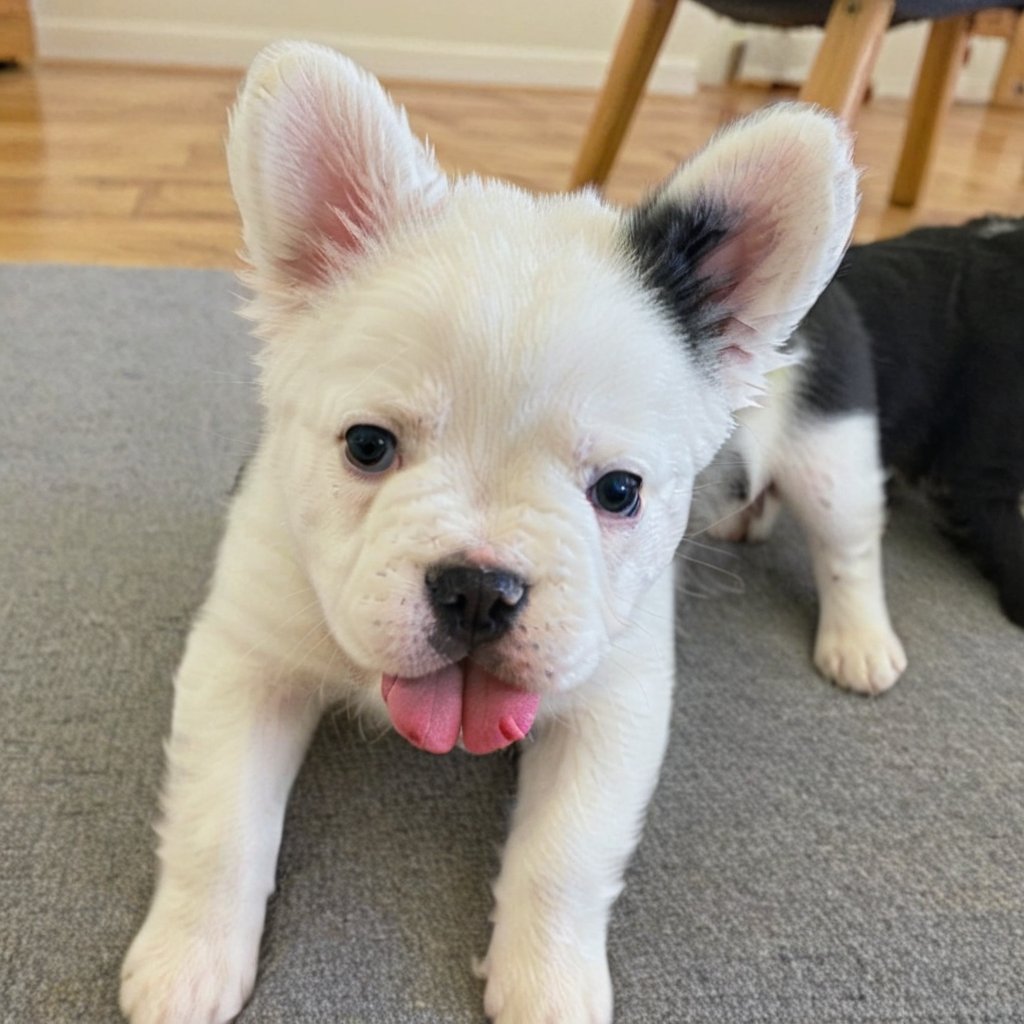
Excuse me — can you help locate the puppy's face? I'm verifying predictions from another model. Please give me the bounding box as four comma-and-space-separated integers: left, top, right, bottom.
259, 186, 723, 700
229, 45, 856, 750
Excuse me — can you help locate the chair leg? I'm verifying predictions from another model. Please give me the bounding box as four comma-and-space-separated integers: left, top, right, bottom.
799, 0, 895, 124
569, 0, 680, 190
890, 14, 971, 208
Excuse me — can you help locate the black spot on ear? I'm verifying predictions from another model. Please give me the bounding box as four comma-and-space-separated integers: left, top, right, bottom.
624, 196, 735, 351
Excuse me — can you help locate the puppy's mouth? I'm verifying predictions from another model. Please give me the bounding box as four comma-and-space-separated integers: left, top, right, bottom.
381, 660, 539, 756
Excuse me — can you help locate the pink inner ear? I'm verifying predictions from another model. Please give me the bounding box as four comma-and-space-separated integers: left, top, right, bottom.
280, 134, 381, 287
272, 87, 395, 289
285, 159, 374, 286
700, 205, 778, 317
720, 341, 754, 364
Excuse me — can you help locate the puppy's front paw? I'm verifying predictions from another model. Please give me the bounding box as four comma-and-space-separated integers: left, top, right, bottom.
478, 926, 612, 1024
119, 907, 261, 1024
814, 620, 907, 695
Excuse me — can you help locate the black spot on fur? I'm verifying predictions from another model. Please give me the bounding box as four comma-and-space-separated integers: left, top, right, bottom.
794, 278, 876, 417
728, 469, 749, 504
624, 196, 735, 352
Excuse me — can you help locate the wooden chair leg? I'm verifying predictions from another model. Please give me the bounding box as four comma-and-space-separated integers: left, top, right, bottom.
0, 0, 35, 64
569, 0, 680, 190
890, 14, 971, 208
799, 0, 895, 124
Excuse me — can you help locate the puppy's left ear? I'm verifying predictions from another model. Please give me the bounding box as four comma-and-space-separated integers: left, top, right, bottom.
227, 42, 448, 333
624, 104, 857, 409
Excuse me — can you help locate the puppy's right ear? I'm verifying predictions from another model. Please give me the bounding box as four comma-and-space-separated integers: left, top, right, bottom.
228, 42, 448, 333
624, 104, 857, 410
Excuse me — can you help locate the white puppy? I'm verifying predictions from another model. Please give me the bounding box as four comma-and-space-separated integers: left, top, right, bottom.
120, 43, 857, 1024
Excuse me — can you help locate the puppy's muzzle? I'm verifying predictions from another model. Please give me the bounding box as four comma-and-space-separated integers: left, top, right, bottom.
426, 564, 528, 648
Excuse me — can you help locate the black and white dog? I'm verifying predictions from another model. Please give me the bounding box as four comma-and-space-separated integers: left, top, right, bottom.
695, 216, 1024, 691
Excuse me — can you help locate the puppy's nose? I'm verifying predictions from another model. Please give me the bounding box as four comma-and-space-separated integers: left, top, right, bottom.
425, 564, 528, 647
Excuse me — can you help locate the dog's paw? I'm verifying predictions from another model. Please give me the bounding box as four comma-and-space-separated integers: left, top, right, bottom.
119, 909, 260, 1024
477, 932, 612, 1024
814, 620, 907, 695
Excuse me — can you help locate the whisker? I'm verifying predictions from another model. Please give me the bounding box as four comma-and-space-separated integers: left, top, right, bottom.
678, 536, 740, 556
676, 552, 747, 594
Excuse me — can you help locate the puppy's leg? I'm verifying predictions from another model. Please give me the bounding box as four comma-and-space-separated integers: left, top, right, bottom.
929, 407, 1024, 627
706, 484, 783, 543
120, 608, 323, 1024
700, 401, 783, 544
776, 413, 906, 694
480, 566, 675, 1024
937, 476, 1024, 628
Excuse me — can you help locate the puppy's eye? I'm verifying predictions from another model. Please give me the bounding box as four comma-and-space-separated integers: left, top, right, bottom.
344, 424, 397, 473
590, 471, 642, 517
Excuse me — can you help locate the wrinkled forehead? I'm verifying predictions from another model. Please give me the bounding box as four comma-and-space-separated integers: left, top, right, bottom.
307, 190, 701, 442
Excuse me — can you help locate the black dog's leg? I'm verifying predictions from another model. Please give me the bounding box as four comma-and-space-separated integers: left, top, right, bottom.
942, 481, 1024, 627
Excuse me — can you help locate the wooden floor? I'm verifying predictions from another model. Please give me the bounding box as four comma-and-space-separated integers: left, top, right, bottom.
0, 59, 1022, 269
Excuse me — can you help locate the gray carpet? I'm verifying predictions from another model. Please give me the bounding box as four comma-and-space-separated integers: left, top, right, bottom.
2, 264, 1022, 1024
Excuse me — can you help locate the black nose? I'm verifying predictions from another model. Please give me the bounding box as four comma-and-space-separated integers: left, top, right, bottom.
425, 564, 528, 648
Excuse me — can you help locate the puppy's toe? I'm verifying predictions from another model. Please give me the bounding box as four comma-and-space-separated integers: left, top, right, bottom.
480, 933, 612, 1024
120, 909, 260, 1024
814, 623, 907, 695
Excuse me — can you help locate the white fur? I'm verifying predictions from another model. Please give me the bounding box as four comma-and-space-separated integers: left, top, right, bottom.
694, 375, 907, 694
121, 43, 857, 1024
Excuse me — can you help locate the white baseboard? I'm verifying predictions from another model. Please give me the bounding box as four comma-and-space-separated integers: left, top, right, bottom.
36, 16, 699, 95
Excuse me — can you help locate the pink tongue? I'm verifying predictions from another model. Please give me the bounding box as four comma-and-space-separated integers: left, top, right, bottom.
461, 663, 540, 755
381, 666, 463, 754
382, 663, 540, 756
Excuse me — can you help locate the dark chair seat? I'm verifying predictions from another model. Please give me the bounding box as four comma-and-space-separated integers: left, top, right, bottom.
700, 1, 1018, 27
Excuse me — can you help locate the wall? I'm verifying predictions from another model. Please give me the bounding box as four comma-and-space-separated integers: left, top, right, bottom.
34, 0, 1002, 100
34, 0, 736, 94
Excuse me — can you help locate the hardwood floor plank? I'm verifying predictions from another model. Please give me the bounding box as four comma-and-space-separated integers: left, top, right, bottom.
0, 177, 141, 217
1, 216, 240, 266
135, 182, 237, 219
0, 59, 1021, 269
